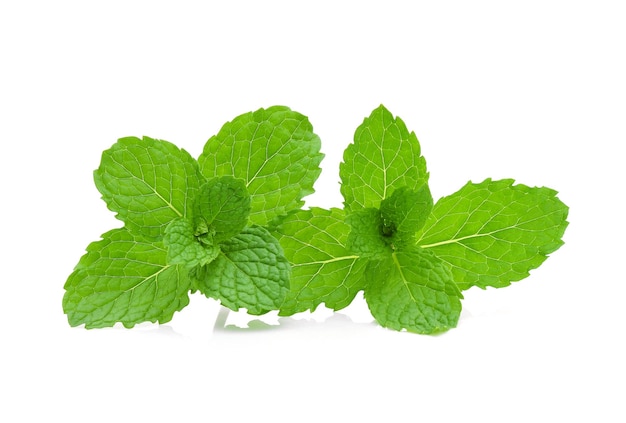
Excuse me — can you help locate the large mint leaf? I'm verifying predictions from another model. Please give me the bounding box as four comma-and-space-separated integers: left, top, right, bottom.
163, 218, 220, 267
94, 136, 201, 240
198, 106, 323, 226
364, 247, 462, 334
269, 208, 367, 315
193, 176, 251, 244
63, 228, 190, 328
379, 185, 433, 248
340, 105, 428, 213
194, 226, 290, 315
417, 179, 569, 290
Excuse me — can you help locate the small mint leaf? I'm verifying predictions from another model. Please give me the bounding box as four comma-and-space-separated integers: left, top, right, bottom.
346, 208, 390, 257
164, 218, 220, 267
379, 185, 433, 248
193, 176, 251, 244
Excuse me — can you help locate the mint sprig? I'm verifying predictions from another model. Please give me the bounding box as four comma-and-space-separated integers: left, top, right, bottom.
272, 105, 568, 334
64, 104, 569, 335
63, 107, 322, 328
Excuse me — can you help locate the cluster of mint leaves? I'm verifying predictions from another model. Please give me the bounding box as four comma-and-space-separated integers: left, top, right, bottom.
63, 105, 569, 334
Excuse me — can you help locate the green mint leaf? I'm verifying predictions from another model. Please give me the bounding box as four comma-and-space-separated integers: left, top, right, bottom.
193, 226, 290, 315
198, 106, 324, 226
63, 228, 190, 328
345, 208, 389, 257
193, 176, 251, 244
340, 105, 428, 213
269, 207, 367, 315
164, 218, 220, 267
379, 185, 433, 248
94, 136, 201, 240
364, 247, 462, 334
417, 179, 569, 290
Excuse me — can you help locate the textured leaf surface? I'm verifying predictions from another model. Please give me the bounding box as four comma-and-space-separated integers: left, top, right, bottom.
417, 179, 569, 290
198, 106, 323, 226
345, 208, 389, 257
194, 226, 290, 315
94, 136, 201, 240
63, 228, 190, 328
379, 185, 433, 248
364, 248, 462, 334
164, 218, 220, 267
340, 105, 428, 213
270, 208, 367, 315
193, 176, 251, 244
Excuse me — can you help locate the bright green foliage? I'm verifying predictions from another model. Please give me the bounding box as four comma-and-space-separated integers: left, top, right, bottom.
64, 106, 327, 328
345, 186, 433, 256
163, 218, 220, 267
379, 185, 433, 249
345, 208, 389, 256
364, 248, 462, 334
198, 106, 324, 226
339, 105, 428, 213
192, 176, 251, 244
334, 105, 567, 334
269, 208, 367, 315
337, 105, 462, 333
193, 226, 290, 315
94, 136, 201, 240
64, 104, 569, 335
63, 228, 190, 328
417, 179, 569, 290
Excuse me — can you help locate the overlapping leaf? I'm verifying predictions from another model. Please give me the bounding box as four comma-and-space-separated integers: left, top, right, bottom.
194, 226, 290, 315
163, 218, 220, 267
270, 208, 367, 315
379, 185, 433, 249
192, 176, 250, 244
64, 104, 569, 335
198, 106, 323, 226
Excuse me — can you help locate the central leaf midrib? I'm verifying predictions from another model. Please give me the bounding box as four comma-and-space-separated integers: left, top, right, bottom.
125, 173, 183, 218
392, 252, 417, 303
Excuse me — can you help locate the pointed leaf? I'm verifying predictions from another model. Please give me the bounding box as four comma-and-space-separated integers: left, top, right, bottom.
417, 179, 569, 290
340, 105, 428, 213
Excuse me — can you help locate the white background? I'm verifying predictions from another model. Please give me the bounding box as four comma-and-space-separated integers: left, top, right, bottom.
1, 1, 625, 421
